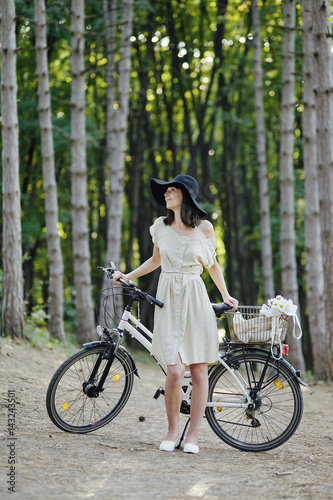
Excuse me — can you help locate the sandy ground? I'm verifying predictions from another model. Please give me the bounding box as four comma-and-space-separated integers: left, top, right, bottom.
0, 340, 333, 500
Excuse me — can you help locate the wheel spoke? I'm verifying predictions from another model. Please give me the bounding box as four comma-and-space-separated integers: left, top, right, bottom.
46, 346, 134, 433
206, 352, 303, 451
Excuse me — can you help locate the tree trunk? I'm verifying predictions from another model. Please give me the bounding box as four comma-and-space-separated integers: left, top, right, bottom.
106, 0, 133, 272
312, 0, 333, 380
98, 0, 118, 326
71, 0, 95, 343
35, 0, 66, 341
1, 0, 24, 339
279, 0, 305, 373
302, 0, 327, 381
251, 0, 275, 301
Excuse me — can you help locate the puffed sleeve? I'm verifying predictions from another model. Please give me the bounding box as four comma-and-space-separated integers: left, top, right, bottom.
202, 237, 217, 269
149, 216, 164, 247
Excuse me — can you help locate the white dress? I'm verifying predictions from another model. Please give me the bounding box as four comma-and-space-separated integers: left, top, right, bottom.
150, 217, 219, 366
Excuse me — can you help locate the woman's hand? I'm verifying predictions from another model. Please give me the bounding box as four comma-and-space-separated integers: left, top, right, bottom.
223, 295, 239, 311
113, 271, 132, 285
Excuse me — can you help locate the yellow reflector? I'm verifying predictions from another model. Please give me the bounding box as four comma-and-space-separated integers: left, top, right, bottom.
216, 400, 222, 412
62, 402, 69, 411
274, 380, 284, 389
113, 373, 120, 382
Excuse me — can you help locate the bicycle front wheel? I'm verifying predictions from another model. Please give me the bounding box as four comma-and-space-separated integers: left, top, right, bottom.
206, 352, 303, 452
46, 345, 134, 433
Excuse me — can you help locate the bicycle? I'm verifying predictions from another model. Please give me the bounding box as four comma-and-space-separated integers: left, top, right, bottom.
46, 262, 306, 452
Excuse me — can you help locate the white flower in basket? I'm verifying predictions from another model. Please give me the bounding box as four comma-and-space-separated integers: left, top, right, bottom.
266, 295, 297, 316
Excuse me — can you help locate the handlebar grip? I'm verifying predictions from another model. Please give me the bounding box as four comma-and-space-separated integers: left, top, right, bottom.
146, 294, 164, 308
119, 278, 130, 286
212, 302, 232, 318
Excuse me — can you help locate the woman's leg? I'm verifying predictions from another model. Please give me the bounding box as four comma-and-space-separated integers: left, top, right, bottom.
164, 354, 185, 441
185, 363, 208, 445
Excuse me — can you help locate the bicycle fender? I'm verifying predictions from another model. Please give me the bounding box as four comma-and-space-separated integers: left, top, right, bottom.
118, 345, 140, 378
82, 341, 140, 378
217, 347, 307, 387
279, 357, 307, 387
83, 340, 108, 348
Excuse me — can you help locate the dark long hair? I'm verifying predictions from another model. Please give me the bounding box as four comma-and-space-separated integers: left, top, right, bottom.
163, 188, 201, 228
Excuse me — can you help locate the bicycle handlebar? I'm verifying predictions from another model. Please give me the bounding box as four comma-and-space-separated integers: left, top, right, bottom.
117, 277, 164, 308
145, 293, 164, 308
98, 263, 164, 308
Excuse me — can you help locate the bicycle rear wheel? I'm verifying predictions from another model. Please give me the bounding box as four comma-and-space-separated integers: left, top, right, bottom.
206, 352, 303, 451
46, 345, 134, 433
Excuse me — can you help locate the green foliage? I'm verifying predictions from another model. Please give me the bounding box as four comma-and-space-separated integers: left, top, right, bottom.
23, 305, 78, 352
0, 0, 312, 344
25, 306, 61, 349
63, 286, 78, 332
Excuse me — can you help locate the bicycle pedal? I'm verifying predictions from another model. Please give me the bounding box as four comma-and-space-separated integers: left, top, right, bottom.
153, 387, 165, 399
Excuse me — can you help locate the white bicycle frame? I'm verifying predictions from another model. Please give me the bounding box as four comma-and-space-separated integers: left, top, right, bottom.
117, 309, 251, 410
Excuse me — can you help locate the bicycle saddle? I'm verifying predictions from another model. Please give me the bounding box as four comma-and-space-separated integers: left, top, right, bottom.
211, 302, 232, 318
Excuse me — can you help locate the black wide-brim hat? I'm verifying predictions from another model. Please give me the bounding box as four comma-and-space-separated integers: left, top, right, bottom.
150, 174, 207, 218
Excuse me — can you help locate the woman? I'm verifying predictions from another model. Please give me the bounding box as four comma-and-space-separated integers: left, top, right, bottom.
114, 174, 238, 454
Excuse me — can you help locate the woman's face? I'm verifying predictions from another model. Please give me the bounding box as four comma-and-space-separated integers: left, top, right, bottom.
164, 186, 183, 211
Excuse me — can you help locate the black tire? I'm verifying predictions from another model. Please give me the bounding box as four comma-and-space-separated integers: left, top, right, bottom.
206, 352, 303, 451
46, 345, 134, 433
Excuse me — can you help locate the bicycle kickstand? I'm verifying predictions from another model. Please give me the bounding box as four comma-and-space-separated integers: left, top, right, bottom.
176, 418, 190, 449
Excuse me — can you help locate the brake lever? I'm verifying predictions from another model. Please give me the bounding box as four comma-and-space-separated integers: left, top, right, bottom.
97, 265, 115, 280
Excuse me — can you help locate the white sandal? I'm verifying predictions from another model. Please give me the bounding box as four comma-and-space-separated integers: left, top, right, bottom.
183, 443, 199, 454
159, 436, 180, 452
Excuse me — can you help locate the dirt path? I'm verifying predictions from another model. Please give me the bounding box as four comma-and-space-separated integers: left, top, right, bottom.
1, 341, 333, 500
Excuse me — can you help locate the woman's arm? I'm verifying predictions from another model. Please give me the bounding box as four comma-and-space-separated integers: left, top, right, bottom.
113, 245, 161, 284
208, 258, 238, 310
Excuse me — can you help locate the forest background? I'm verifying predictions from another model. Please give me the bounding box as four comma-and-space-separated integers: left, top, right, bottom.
1, 0, 333, 381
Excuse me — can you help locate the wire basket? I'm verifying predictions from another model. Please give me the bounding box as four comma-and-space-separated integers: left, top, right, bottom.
97, 285, 135, 328
224, 306, 291, 344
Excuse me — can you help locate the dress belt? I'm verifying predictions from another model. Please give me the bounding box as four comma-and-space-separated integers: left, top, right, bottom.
161, 270, 201, 276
